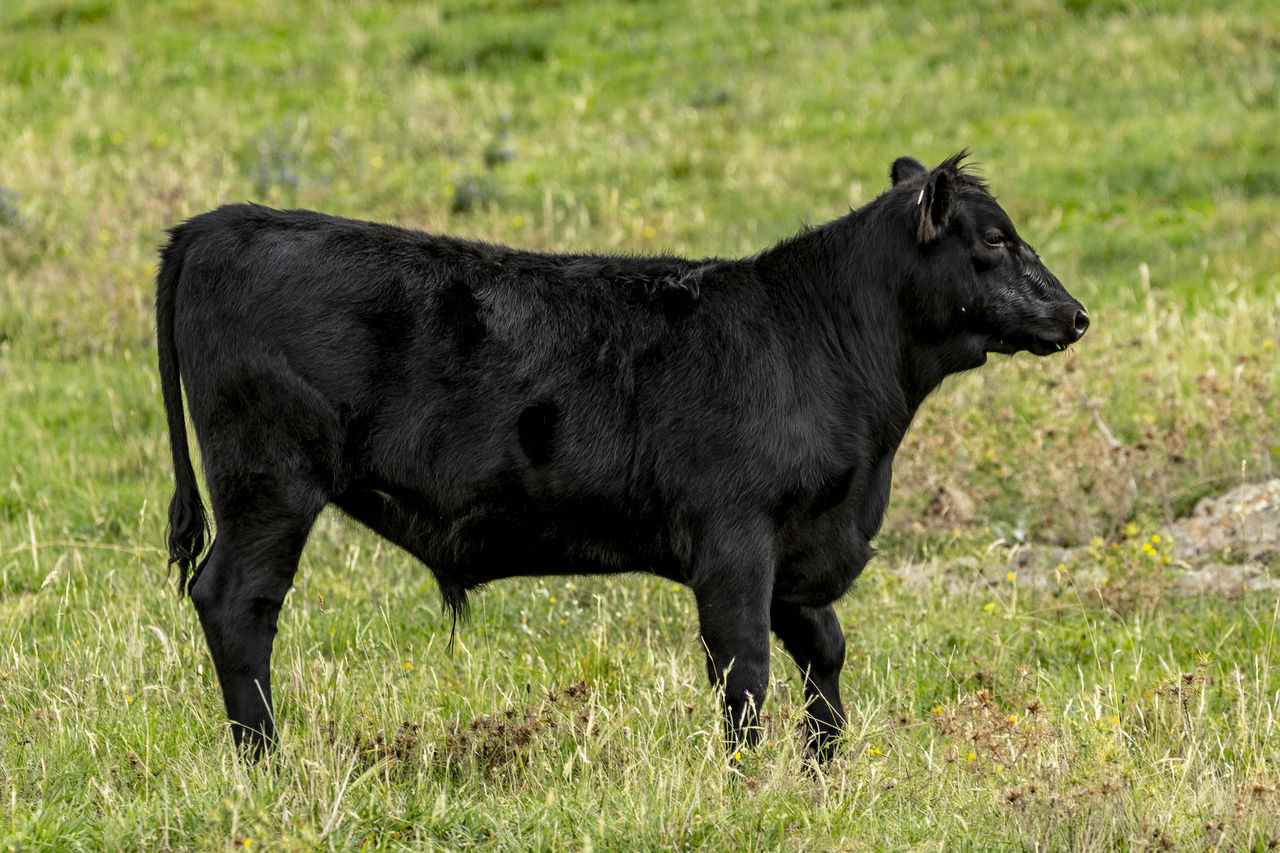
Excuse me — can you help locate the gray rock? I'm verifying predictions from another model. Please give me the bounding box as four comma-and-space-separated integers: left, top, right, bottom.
1172, 562, 1280, 596
1161, 479, 1280, 566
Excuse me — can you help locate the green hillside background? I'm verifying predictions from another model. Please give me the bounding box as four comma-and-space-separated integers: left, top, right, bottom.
2, 1, 1278, 848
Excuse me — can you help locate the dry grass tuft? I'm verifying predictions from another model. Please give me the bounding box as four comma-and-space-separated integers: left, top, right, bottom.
1002, 774, 1138, 850
439, 680, 593, 775
933, 681, 1055, 775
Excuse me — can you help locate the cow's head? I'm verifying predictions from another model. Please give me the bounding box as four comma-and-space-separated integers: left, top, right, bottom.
889, 152, 1088, 362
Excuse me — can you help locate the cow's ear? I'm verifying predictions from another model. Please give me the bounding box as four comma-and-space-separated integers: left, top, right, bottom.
915, 165, 954, 245
891, 156, 927, 185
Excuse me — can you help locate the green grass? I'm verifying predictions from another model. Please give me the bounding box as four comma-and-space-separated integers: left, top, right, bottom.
2, 0, 1279, 849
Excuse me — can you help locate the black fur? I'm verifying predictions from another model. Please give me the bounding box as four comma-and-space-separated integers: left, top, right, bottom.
157, 153, 1087, 760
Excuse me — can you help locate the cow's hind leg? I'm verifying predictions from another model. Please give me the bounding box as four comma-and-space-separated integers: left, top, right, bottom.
770, 600, 847, 761
190, 487, 325, 758
187, 366, 337, 758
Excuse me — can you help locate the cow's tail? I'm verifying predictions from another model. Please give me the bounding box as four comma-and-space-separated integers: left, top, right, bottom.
156, 228, 209, 596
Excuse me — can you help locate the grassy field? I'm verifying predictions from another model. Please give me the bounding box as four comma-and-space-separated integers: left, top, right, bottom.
2, 0, 1279, 849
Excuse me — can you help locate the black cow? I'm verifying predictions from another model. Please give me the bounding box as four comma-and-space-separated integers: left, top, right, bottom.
158, 152, 1087, 761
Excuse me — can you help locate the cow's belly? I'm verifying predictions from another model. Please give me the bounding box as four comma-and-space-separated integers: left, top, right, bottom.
334, 480, 681, 588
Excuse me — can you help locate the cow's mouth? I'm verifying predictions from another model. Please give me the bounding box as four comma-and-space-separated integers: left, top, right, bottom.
986, 334, 1072, 357
1028, 336, 1070, 356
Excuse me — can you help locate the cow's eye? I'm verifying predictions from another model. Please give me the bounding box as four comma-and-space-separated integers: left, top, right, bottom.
983, 232, 1006, 249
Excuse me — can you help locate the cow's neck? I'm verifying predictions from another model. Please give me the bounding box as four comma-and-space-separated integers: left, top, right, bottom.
764, 211, 990, 415
758, 215, 936, 437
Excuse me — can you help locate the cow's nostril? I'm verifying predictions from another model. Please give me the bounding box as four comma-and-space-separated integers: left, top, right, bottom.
1073, 308, 1090, 338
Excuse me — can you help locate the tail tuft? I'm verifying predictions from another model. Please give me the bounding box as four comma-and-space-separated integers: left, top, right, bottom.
166, 463, 208, 595
439, 579, 471, 654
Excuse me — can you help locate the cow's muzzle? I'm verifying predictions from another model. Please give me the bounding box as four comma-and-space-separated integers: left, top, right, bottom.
1024, 303, 1088, 355
989, 300, 1089, 356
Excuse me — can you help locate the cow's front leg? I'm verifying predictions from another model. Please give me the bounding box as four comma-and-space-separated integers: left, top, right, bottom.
691, 529, 773, 757
770, 599, 847, 761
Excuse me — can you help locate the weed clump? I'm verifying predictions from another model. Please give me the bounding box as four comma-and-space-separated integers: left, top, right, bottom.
933, 681, 1055, 775
1085, 532, 1177, 617
350, 720, 423, 765
440, 680, 592, 775
1003, 774, 1134, 849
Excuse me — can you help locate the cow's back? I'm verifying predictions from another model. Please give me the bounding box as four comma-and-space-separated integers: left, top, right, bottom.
165, 206, 800, 569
